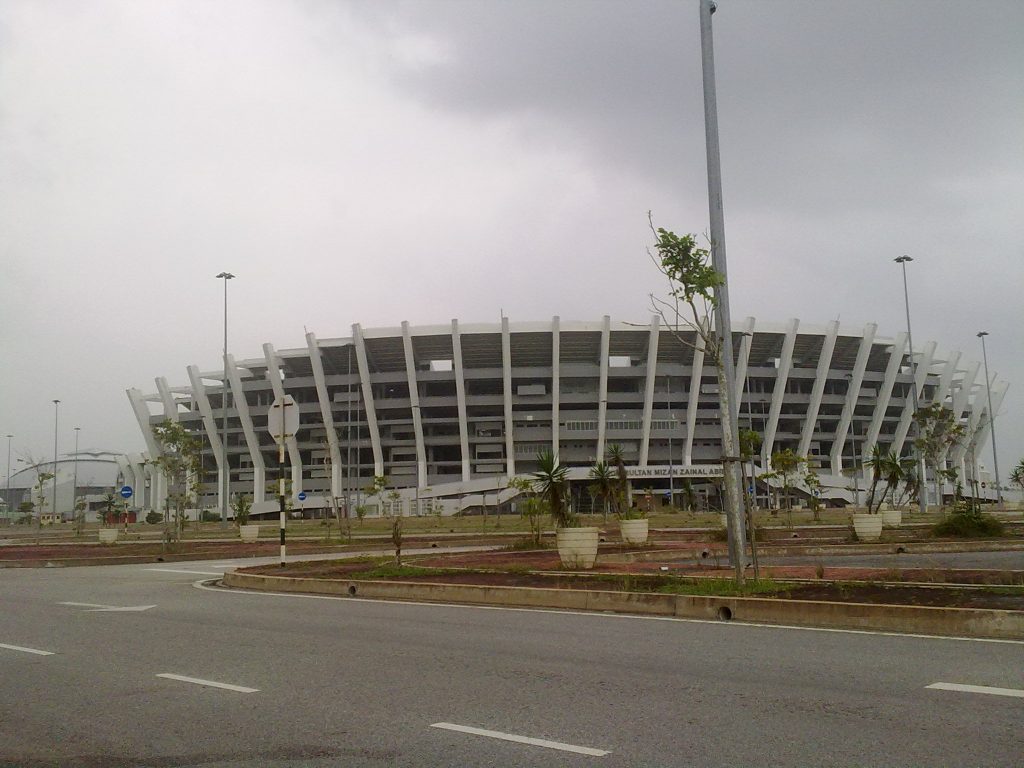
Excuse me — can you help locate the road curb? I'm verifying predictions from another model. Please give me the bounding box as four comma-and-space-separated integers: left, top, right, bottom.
222, 570, 1024, 640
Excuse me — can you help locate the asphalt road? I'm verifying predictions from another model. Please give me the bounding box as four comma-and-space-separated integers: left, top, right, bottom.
1, 553, 1022, 767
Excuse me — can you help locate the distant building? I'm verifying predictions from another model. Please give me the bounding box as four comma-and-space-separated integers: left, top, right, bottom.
4, 450, 127, 524
126, 317, 1006, 517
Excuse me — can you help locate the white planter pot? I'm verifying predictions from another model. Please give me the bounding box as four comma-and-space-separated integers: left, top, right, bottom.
98, 529, 118, 544
881, 509, 903, 528
852, 514, 883, 542
556, 526, 600, 569
620, 518, 649, 545
239, 524, 260, 543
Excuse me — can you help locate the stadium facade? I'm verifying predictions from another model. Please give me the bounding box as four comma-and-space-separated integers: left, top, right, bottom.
126, 317, 1006, 516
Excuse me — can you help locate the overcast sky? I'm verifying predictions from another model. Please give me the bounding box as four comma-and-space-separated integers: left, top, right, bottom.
2, 0, 1021, 480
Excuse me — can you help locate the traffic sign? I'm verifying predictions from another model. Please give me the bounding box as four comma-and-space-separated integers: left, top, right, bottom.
119, 486, 133, 499
267, 395, 300, 440
297, 491, 307, 501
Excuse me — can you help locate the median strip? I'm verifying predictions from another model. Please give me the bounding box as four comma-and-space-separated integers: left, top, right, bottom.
156, 673, 259, 693
926, 682, 1024, 699
430, 722, 609, 756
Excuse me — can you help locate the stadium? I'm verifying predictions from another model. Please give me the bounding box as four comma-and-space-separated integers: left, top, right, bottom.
126, 316, 1006, 518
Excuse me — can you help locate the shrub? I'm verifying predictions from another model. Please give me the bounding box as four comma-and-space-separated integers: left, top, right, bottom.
932, 511, 1004, 538
201, 510, 220, 522
145, 511, 163, 525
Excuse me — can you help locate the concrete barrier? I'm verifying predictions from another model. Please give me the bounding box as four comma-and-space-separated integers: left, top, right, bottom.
222, 570, 1024, 640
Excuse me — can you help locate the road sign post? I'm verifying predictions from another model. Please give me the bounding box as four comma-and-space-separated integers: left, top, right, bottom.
268, 395, 300, 567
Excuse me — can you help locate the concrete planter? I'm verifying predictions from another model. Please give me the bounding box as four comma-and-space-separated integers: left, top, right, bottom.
556, 526, 600, 569
98, 529, 118, 544
852, 514, 883, 542
881, 509, 903, 528
719, 513, 728, 528
239, 524, 260, 543
619, 518, 649, 545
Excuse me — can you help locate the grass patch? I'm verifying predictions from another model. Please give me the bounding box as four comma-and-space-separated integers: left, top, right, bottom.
349, 563, 460, 580
502, 538, 550, 551
653, 577, 784, 597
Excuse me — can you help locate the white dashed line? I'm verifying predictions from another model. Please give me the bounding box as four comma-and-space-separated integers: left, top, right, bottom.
0, 643, 55, 656
926, 682, 1024, 698
430, 722, 609, 756
156, 673, 258, 693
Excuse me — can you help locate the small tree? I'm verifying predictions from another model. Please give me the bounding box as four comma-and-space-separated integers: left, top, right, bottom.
17, 500, 34, 525
387, 489, 403, 565
588, 461, 615, 522
914, 403, 966, 511
1010, 459, 1024, 498
151, 420, 202, 545
100, 492, 118, 527
770, 449, 806, 525
231, 494, 253, 526
605, 444, 630, 516
509, 476, 544, 546
73, 498, 87, 536
532, 449, 573, 528
803, 470, 822, 522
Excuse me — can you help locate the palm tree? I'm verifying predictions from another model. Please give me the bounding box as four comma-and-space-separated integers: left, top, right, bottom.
884, 453, 917, 508
605, 443, 629, 515
863, 444, 887, 514
1010, 459, 1024, 497
533, 449, 572, 528
588, 461, 615, 521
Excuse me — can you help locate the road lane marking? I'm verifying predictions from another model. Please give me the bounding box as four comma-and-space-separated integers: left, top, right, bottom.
146, 568, 224, 576
0, 643, 54, 656
156, 673, 258, 693
926, 682, 1024, 698
59, 602, 156, 612
430, 722, 609, 756
194, 580, 1024, 646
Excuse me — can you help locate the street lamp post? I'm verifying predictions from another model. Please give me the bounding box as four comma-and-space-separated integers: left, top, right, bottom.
52, 400, 60, 522
666, 375, 674, 508
894, 255, 926, 515
976, 331, 1002, 506
72, 427, 81, 523
4, 434, 12, 521
216, 272, 235, 526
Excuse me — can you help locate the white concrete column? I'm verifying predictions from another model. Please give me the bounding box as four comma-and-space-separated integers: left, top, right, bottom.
639, 315, 660, 467
951, 368, 994, 466
829, 323, 877, 473
890, 341, 936, 456
952, 360, 980, 423
596, 315, 611, 462
501, 316, 515, 477
127, 389, 165, 511
187, 365, 225, 511
551, 316, 561, 462
684, 335, 705, 465
763, 318, 799, 462
451, 320, 471, 481
970, 381, 1007, 465
155, 377, 179, 423
352, 324, 384, 477
401, 322, 427, 487
860, 332, 907, 459
732, 316, 756, 407
797, 320, 838, 460
263, 344, 304, 498
304, 332, 345, 498
225, 354, 266, 503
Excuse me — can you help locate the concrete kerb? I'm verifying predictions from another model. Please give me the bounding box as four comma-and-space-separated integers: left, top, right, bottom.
222, 570, 1024, 640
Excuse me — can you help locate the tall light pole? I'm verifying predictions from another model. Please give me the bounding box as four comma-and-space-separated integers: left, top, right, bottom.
52, 400, 60, 522
4, 434, 12, 520
894, 255, 926, 515
72, 427, 81, 521
216, 271, 235, 525
976, 331, 1002, 506
699, 0, 746, 580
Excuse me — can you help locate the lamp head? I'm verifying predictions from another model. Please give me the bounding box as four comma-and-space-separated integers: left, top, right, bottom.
215, 272, 235, 280
977, 331, 989, 338
894, 255, 913, 264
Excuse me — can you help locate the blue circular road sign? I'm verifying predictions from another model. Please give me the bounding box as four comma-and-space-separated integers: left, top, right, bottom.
297, 491, 307, 501
120, 485, 133, 499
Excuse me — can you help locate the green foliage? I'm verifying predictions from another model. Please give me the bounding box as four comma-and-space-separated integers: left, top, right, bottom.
605, 444, 631, 516
145, 511, 163, 525
933, 508, 1004, 538
532, 449, 575, 528
770, 449, 806, 515
653, 577, 782, 598
650, 226, 723, 308
588, 461, 615, 519
1010, 459, 1024, 494
151, 419, 202, 539
231, 494, 253, 526
739, 429, 762, 461
510, 475, 545, 545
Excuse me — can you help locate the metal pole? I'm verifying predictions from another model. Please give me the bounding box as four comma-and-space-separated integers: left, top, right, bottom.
4, 435, 12, 521
699, 0, 746, 579
667, 375, 674, 508
977, 332, 1002, 506
52, 400, 60, 523
72, 427, 80, 523
216, 272, 234, 526
894, 256, 926, 514
279, 433, 287, 566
